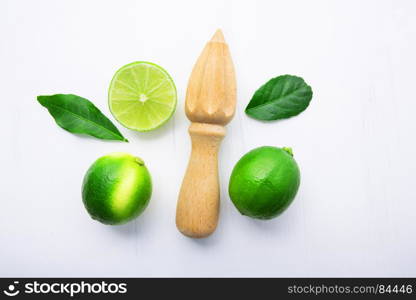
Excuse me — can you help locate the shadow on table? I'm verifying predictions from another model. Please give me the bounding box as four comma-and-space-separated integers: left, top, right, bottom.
130, 118, 175, 142
109, 211, 151, 238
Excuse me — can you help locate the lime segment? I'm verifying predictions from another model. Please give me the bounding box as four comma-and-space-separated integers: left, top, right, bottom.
108, 61, 177, 132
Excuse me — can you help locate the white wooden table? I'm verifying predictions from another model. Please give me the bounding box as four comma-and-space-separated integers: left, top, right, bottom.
1, 0, 415, 277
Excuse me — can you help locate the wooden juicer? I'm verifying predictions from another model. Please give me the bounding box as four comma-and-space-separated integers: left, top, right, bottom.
176, 29, 237, 238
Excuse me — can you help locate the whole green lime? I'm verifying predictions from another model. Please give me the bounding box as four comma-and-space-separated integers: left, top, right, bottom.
82, 152, 152, 225
229, 146, 300, 220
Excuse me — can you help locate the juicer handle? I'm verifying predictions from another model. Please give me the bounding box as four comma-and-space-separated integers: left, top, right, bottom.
176, 123, 225, 238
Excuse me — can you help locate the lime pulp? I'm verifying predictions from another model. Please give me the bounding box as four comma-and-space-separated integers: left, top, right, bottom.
108, 61, 177, 132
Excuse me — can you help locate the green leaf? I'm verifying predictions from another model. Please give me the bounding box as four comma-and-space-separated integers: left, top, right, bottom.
37, 94, 128, 142
245, 75, 313, 121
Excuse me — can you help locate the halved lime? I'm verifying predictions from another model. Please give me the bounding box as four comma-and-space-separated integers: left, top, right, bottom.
108, 61, 177, 132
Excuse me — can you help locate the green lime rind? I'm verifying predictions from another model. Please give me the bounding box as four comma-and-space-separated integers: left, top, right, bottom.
228, 146, 300, 220
108, 61, 177, 132
82, 152, 152, 225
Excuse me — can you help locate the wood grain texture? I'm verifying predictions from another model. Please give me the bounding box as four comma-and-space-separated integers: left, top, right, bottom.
185, 29, 236, 125
176, 29, 237, 238
176, 123, 225, 237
